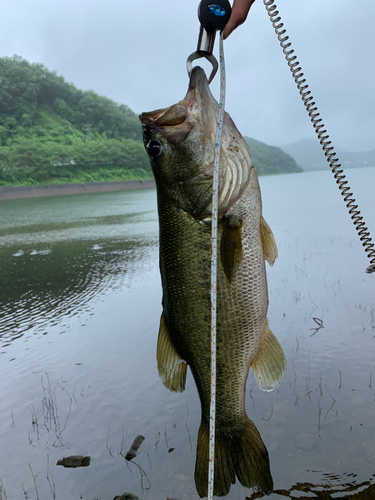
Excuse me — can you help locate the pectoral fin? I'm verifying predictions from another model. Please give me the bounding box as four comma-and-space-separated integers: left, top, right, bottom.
156, 313, 187, 393
260, 216, 278, 266
220, 214, 243, 284
252, 321, 286, 391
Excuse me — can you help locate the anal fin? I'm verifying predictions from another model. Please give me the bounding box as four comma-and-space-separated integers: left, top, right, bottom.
252, 321, 286, 391
260, 216, 278, 266
156, 313, 187, 393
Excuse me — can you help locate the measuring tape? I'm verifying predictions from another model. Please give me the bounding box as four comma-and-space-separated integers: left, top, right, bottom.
186, 2, 231, 497
208, 31, 226, 500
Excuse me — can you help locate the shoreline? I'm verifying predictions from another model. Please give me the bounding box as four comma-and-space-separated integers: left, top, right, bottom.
0, 179, 156, 200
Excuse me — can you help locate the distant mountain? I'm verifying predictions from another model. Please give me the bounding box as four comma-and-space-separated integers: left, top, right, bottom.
244, 137, 303, 176
280, 138, 375, 172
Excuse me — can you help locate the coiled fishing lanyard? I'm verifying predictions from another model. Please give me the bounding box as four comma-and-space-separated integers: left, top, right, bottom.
263, 0, 375, 274
187, 1, 230, 498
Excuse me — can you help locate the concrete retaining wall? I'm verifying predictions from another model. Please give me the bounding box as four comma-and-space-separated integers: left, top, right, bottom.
0, 179, 156, 200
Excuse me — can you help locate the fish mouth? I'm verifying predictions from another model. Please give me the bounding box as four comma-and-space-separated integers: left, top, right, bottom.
140, 103, 188, 127
186, 66, 211, 101
139, 67, 210, 125
140, 67, 215, 144
140, 101, 192, 145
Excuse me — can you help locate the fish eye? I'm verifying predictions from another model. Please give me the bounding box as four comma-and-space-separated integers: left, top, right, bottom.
147, 140, 163, 159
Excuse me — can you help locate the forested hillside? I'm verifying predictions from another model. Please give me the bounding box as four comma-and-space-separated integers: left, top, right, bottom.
0, 56, 302, 186
0, 55, 150, 185
244, 137, 303, 176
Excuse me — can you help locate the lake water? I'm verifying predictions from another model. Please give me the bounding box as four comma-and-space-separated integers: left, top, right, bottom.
0, 167, 374, 500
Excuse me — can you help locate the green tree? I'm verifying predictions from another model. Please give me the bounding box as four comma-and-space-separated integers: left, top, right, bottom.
244, 137, 303, 175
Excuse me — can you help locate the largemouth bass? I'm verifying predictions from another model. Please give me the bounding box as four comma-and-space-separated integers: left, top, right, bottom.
140, 67, 286, 497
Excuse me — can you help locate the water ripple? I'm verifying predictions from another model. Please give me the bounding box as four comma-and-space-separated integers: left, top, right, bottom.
0, 238, 158, 347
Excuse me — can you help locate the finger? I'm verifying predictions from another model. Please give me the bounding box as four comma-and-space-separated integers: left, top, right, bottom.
223, 0, 255, 39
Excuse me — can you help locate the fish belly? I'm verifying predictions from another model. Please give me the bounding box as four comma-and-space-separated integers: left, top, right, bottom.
158, 186, 267, 429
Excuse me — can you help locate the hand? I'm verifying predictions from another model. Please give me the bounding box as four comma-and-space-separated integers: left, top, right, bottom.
223, 0, 256, 39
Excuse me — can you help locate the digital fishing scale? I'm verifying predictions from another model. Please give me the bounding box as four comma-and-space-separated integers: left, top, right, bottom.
187, 0, 231, 84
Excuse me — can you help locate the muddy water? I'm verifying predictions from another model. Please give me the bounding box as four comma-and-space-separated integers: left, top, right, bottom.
0, 168, 374, 499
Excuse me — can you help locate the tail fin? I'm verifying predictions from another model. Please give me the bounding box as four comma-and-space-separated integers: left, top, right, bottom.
194, 417, 273, 497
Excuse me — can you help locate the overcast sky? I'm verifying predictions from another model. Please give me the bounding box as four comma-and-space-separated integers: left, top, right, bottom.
1, 0, 374, 151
